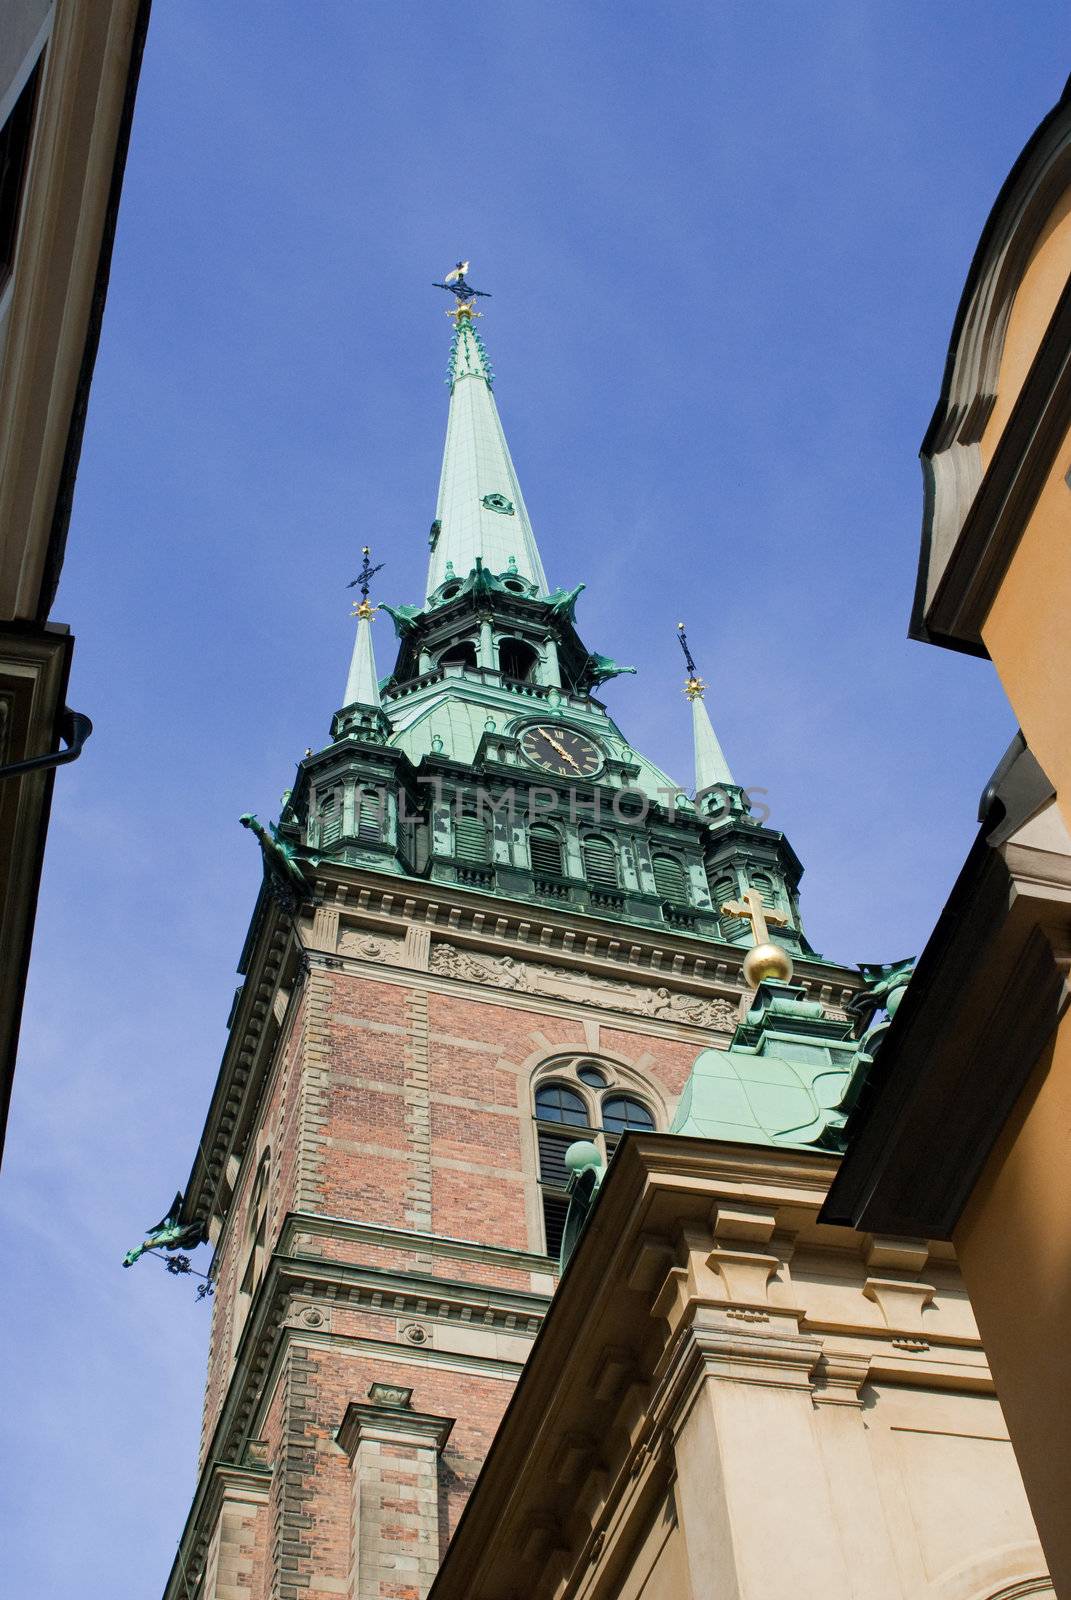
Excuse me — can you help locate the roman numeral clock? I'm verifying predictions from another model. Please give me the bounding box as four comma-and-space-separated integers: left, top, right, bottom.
518, 724, 603, 778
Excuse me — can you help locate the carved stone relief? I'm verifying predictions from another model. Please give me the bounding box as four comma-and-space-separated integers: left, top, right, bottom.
337, 929, 406, 962
429, 940, 739, 1030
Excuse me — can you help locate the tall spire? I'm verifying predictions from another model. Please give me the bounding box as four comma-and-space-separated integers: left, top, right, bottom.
677, 623, 734, 792
426, 280, 548, 601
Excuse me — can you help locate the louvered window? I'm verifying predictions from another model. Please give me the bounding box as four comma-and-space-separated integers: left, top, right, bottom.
582, 835, 618, 888
529, 823, 564, 877
713, 874, 748, 937
652, 853, 688, 903
534, 1082, 592, 1259
319, 792, 341, 847
357, 791, 383, 841
541, 1194, 569, 1260
751, 873, 780, 910
455, 815, 491, 863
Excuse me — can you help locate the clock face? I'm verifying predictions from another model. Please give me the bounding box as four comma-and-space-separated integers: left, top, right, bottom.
519, 724, 602, 778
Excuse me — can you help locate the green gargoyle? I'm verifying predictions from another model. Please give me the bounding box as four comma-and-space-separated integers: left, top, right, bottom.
849, 958, 915, 1032
547, 583, 586, 624
122, 1193, 203, 1268
380, 602, 424, 638
584, 652, 638, 687
240, 813, 307, 893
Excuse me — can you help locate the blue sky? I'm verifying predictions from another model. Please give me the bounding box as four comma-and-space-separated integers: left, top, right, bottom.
1, 5, 1066, 1593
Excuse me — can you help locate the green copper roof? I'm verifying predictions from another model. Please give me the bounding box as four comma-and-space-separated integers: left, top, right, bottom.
691, 692, 734, 791
670, 980, 859, 1150
426, 316, 549, 601
384, 675, 683, 804
343, 613, 381, 709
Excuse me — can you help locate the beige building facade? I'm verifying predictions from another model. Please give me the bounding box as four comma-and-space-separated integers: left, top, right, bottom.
432, 1135, 1052, 1600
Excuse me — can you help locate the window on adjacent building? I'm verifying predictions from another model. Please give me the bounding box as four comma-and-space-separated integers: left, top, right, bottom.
0, 57, 41, 294
582, 834, 619, 888
652, 852, 688, 903
529, 823, 564, 878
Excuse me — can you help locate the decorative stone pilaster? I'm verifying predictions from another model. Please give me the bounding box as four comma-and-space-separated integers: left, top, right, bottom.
338, 1387, 454, 1600
198, 1464, 271, 1600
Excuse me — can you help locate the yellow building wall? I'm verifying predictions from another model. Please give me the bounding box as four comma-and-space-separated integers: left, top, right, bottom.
954, 1015, 1071, 1599
981, 413, 1071, 833
979, 183, 1071, 470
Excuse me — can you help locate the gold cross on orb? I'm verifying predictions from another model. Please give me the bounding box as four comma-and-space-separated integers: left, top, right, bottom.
720, 887, 794, 987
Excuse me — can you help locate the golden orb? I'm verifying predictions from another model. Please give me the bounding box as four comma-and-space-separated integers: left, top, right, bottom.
743, 942, 794, 987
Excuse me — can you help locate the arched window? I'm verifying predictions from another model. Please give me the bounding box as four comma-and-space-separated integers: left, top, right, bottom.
356, 788, 383, 842
439, 640, 477, 669
652, 852, 688, 904
534, 1083, 589, 1125
529, 822, 564, 878
534, 1082, 593, 1258
455, 814, 491, 864
602, 1094, 654, 1159
711, 872, 748, 937
750, 872, 780, 910
498, 637, 539, 682
318, 789, 342, 848
582, 835, 619, 888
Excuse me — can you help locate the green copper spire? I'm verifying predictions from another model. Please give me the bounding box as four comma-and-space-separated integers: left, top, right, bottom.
343, 606, 381, 709
426, 296, 548, 601
678, 624, 734, 791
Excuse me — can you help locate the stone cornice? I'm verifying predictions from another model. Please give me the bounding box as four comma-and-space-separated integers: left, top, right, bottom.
182, 890, 302, 1229
200, 1230, 551, 1477
281, 1210, 556, 1279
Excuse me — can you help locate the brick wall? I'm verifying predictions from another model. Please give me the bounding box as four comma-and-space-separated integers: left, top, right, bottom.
188, 950, 715, 1600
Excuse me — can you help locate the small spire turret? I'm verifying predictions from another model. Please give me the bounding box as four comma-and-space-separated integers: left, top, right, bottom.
677, 623, 734, 795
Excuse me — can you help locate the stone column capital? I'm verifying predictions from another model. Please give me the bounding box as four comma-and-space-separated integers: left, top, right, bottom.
337, 1399, 454, 1462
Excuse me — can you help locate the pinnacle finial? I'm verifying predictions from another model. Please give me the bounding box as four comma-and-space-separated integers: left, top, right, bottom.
677, 622, 705, 700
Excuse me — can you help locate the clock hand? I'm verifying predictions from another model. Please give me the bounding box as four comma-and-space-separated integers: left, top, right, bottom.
543, 733, 583, 773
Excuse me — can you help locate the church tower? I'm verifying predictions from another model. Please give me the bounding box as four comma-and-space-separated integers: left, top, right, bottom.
156, 276, 861, 1600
